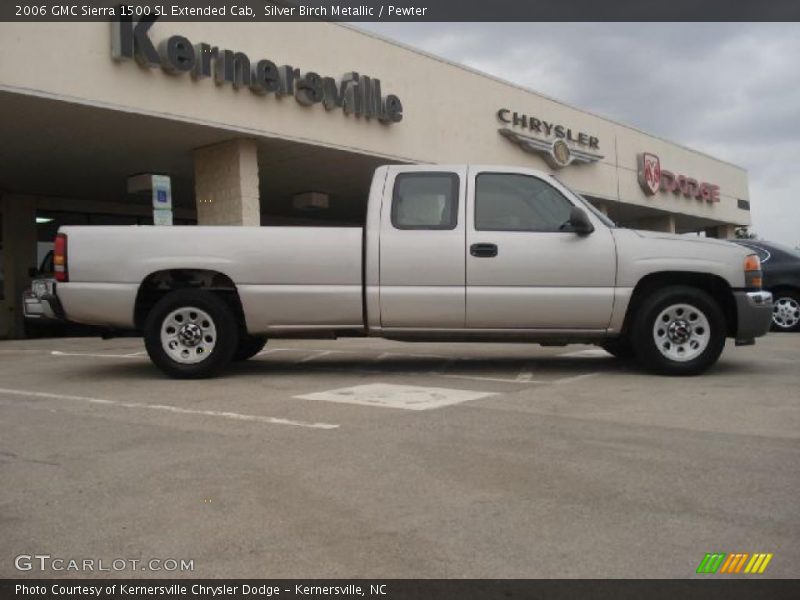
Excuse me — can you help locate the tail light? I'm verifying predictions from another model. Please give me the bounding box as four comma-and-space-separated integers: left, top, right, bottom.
54, 233, 68, 282
744, 253, 762, 289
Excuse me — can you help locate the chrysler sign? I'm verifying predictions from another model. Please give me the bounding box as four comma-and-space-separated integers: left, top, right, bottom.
111, 16, 403, 124
497, 109, 603, 169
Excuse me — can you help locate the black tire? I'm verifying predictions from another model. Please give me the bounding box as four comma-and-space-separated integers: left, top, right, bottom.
600, 337, 635, 359
144, 289, 239, 379
770, 290, 800, 332
630, 285, 726, 376
233, 335, 268, 361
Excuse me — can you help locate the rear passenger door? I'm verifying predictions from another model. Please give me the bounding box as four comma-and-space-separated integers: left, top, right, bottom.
379, 166, 467, 328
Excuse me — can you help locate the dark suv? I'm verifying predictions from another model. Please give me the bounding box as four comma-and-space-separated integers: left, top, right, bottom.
735, 240, 800, 332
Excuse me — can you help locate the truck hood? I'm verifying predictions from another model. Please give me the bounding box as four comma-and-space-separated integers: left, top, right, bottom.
630, 229, 747, 252
610, 228, 752, 289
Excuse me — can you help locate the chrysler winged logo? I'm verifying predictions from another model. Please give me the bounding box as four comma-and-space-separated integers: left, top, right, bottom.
499, 128, 604, 169
638, 152, 662, 195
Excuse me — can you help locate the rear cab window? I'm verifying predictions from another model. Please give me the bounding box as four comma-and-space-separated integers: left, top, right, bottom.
391, 172, 460, 230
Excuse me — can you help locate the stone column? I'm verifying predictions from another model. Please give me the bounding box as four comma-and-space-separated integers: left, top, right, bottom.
634, 214, 676, 234
0, 195, 37, 338
194, 139, 260, 226
714, 224, 737, 240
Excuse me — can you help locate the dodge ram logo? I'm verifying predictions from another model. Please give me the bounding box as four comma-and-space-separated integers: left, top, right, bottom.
638, 153, 661, 195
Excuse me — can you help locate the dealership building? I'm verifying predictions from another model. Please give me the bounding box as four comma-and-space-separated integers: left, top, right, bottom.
0, 18, 751, 338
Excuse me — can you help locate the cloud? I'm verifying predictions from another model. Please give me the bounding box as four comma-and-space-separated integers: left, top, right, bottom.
357, 22, 800, 246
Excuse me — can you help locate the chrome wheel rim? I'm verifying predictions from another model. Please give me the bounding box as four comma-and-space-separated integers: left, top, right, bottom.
652, 303, 710, 362
773, 297, 800, 329
160, 307, 217, 364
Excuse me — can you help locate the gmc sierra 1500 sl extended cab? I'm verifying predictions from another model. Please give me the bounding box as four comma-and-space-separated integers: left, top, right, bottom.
48, 165, 773, 378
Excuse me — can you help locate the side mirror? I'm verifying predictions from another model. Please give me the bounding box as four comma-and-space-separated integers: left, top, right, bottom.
566, 206, 594, 235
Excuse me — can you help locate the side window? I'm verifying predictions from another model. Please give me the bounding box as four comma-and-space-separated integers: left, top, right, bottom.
391, 172, 459, 230
475, 173, 573, 232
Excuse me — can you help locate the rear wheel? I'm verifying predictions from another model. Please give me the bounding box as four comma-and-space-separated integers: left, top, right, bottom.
144, 290, 238, 379
630, 286, 726, 376
771, 291, 800, 332
233, 335, 268, 361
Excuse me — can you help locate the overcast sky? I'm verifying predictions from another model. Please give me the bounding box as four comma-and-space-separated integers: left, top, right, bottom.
357, 23, 800, 247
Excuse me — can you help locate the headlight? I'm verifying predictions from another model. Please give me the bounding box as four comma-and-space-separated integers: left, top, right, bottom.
744, 254, 762, 289
32, 280, 49, 297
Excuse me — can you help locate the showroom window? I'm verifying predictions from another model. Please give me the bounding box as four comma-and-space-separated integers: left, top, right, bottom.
391, 172, 459, 230
475, 173, 572, 232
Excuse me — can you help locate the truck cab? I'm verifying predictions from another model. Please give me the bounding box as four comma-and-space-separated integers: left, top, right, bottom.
368, 165, 616, 334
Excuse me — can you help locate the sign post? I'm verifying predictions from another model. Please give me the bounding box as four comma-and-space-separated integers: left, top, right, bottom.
151, 175, 173, 226
127, 173, 173, 226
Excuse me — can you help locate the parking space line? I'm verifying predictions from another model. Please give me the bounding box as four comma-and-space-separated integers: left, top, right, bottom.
378, 351, 450, 360
516, 366, 535, 382
0, 387, 339, 430
256, 348, 301, 356
441, 374, 548, 384
50, 350, 147, 359
552, 372, 601, 385
558, 348, 610, 358
297, 350, 337, 363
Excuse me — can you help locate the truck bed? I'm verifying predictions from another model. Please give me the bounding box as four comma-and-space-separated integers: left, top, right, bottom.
57, 225, 365, 332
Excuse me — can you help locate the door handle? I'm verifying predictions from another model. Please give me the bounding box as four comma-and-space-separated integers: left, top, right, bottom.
470, 243, 498, 258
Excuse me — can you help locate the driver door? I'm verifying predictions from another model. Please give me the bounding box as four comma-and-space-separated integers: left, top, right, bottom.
465, 167, 616, 329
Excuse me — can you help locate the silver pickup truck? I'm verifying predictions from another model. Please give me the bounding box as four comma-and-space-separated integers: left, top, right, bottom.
49, 165, 772, 378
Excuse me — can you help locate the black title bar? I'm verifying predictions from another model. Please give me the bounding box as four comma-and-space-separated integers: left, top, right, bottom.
2, 579, 800, 600
4, 0, 800, 21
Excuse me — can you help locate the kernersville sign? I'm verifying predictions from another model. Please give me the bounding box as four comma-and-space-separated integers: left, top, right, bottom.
110, 16, 403, 124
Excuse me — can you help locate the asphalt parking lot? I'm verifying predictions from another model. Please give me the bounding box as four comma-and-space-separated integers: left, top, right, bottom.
1, 334, 798, 579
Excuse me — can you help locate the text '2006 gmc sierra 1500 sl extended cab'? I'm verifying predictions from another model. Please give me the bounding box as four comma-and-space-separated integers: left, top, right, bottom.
48, 165, 773, 378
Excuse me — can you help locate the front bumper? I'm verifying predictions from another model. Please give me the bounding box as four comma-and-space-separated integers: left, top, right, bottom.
23, 292, 52, 320
22, 280, 65, 322
734, 290, 773, 341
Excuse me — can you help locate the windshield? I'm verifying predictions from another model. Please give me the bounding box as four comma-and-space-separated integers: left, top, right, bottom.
550, 175, 617, 228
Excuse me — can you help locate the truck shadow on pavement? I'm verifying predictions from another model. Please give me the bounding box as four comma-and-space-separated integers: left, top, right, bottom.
62, 353, 763, 381
231, 355, 635, 378
57, 352, 764, 384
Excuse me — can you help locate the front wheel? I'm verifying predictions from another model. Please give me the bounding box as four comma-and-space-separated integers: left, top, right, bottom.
630, 286, 726, 376
144, 290, 239, 379
771, 291, 800, 332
